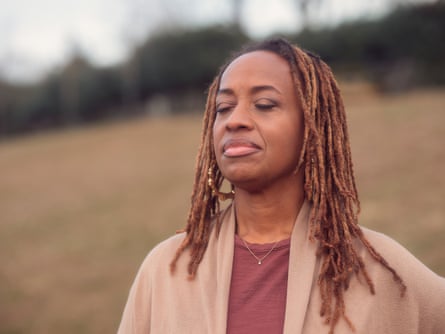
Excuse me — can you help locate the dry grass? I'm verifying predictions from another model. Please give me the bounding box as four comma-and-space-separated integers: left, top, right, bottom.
0, 84, 444, 333
344, 83, 445, 274
0, 117, 201, 333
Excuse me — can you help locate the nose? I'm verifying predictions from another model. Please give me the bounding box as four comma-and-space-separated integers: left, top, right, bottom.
225, 102, 253, 131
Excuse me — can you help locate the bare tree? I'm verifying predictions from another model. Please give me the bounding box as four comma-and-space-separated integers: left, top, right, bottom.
295, 0, 324, 28
233, 0, 244, 28
386, 0, 442, 7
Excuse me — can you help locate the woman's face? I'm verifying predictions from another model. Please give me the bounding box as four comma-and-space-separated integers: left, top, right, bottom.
213, 50, 304, 192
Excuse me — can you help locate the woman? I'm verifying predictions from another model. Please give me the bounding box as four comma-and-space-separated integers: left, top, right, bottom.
118, 38, 445, 334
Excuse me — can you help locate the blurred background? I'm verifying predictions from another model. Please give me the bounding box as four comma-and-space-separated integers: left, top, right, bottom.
0, 0, 444, 332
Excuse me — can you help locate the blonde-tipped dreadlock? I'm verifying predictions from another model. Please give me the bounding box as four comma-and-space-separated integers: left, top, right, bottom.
170, 38, 406, 333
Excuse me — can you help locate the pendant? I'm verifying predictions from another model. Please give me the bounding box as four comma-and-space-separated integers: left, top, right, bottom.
258, 261, 262, 265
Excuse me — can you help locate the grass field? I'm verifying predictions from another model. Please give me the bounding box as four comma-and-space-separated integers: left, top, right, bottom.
1, 83, 444, 333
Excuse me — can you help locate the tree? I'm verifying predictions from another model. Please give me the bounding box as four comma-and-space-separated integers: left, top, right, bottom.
295, 0, 324, 28
232, 0, 244, 29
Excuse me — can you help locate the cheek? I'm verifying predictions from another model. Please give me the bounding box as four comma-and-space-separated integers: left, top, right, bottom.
286, 111, 304, 150
268, 121, 303, 160
212, 122, 222, 157
276, 131, 300, 155
292, 119, 304, 149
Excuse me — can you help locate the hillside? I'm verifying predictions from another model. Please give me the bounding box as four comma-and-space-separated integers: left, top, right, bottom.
1, 84, 444, 333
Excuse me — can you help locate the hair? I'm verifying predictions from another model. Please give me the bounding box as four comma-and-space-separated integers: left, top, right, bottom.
170, 38, 406, 333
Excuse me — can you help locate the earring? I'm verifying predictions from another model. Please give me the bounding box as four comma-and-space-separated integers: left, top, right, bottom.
207, 165, 235, 201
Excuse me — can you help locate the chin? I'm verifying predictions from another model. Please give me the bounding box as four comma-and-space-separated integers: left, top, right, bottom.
226, 173, 266, 193
222, 164, 257, 181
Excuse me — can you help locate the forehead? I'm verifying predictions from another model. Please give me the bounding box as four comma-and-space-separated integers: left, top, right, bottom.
220, 50, 293, 89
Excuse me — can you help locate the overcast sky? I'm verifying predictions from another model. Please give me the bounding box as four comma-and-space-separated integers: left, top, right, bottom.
0, 0, 424, 83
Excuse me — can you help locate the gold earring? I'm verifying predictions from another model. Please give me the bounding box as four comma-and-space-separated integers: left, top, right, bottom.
207, 165, 235, 201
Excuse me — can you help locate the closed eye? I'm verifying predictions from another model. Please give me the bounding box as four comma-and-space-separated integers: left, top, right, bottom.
255, 103, 276, 110
216, 103, 235, 113
254, 98, 278, 111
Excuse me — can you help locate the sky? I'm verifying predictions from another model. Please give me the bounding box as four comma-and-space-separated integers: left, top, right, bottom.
0, 0, 419, 83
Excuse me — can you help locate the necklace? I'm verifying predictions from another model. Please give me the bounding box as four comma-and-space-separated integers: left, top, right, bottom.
241, 238, 279, 265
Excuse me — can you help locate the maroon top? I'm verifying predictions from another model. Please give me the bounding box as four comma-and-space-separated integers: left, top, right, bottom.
226, 235, 291, 334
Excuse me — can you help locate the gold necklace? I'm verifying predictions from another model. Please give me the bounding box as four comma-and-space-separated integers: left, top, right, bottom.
241, 238, 279, 265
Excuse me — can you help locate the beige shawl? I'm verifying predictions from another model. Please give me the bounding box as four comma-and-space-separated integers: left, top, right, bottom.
118, 201, 445, 333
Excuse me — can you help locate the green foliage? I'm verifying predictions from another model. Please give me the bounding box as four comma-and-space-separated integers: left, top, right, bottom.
133, 25, 248, 96
0, 25, 248, 137
291, 2, 445, 90
0, 2, 444, 138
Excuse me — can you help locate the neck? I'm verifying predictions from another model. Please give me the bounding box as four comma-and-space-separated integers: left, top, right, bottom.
233, 174, 305, 244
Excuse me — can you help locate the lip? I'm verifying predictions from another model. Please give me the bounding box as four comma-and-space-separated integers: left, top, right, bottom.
222, 139, 261, 157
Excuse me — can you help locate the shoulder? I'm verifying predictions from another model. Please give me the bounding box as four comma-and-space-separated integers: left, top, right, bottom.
150, 232, 186, 258
360, 227, 442, 279
359, 226, 445, 301
117, 233, 188, 333
359, 227, 419, 267
136, 232, 187, 277
360, 227, 445, 331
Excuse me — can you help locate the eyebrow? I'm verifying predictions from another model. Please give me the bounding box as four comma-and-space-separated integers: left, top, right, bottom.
217, 85, 282, 97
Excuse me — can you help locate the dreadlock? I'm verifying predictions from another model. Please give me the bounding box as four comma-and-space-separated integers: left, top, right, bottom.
170, 38, 406, 333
